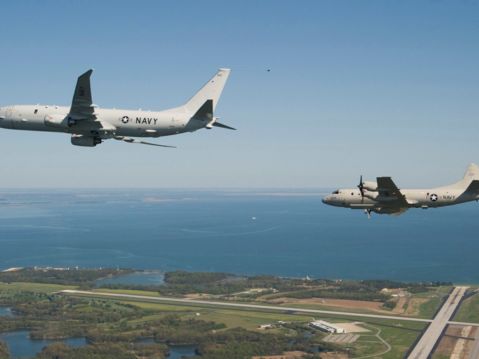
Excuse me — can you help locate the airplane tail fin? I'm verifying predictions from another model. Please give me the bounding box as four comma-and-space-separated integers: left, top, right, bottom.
462, 163, 479, 182
191, 99, 236, 130
184, 68, 231, 114
456, 163, 479, 190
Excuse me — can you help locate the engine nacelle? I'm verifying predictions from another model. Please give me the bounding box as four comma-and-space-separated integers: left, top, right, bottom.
363, 192, 378, 200
362, 181, 378, 191
71, 134, 101, 147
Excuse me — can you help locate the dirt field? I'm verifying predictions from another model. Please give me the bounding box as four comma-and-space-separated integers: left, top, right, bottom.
319, 353, 349, 359
251, 351, 308, 359
404, 297, 430, 316
392, 296, 408, 314
335, 322, 370, 333
323, 333, 360, 344
268, 297, 388, 313
433, 325, 476, 359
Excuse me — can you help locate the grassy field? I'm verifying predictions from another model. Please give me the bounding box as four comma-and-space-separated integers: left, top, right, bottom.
5, 281, 466, 359
73, 289, 427, 357
119, 296, 426, 357
416, 286, 452, 319
93, 288, 164, 297
0, 280, 432, 358
0, 282, 74, 293
374, 321, 425, 359
453, 290, 479, 323
274, 302, 388, 315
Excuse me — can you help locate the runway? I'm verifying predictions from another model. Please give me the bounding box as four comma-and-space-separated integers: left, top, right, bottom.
407, 286, 469, 359
60, 288, 478, 328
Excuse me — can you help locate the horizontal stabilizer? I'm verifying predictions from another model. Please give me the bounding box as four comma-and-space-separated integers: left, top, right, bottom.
213, 121, 236, 130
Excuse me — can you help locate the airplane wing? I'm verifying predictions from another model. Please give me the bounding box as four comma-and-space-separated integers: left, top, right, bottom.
376, 177, 408, 206
69, 69, 96, 121
114, 136, 176, 148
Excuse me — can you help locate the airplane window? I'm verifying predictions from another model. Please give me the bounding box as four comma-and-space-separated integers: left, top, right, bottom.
34, 109, 38, 114
332, 190, 339, 194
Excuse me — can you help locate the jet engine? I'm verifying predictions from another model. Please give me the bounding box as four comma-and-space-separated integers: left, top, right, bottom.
71, 134, 101, 147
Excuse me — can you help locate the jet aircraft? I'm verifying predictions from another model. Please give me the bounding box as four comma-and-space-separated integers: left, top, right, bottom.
0, 68, 233, 147
322, 164, 479, 217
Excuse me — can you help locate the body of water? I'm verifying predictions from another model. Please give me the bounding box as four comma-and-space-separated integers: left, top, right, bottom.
168, 345, 197, 358
0, 331, 196, 359
0, 307, 13, 317
0, 189, 478, 283
0, 331, 86, 358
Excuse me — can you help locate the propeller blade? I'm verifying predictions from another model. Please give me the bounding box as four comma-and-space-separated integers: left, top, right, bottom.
213, 121, 236, 130
358, 175, 365, 202
358, 175, 364, 195
114, 136, 176, 148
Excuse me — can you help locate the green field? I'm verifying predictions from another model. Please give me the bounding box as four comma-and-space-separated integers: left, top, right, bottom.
453, 290, 479, 323
416, 286, 452, 319
66, 289, 428, 358
0, 282, 73, 293
3, 273, 475, 359
93, 288, 165, 297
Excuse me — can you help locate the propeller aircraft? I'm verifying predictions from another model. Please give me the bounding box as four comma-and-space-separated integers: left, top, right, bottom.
322, 164, 479, 218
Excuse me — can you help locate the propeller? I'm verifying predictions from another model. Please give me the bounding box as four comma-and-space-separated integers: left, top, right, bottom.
114, 136, 176, 148
358, 175, 365, 200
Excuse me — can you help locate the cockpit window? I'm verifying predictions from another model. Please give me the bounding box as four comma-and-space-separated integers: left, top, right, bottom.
332, 190, 339, 194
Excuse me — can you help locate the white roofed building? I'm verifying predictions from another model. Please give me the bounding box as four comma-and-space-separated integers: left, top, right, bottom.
310, 320, 345, 334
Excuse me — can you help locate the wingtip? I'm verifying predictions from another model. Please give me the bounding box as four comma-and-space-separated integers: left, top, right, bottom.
80, 69, 94, 77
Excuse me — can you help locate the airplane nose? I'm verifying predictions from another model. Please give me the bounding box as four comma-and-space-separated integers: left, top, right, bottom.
322, 196, 330, 204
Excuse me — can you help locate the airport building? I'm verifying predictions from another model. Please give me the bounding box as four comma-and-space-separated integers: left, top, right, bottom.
310, 320, 345, 334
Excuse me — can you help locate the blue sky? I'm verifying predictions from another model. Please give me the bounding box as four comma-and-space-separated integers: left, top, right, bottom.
1, 0, 478, 188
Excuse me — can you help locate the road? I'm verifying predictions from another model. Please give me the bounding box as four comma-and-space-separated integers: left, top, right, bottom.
407, 286, 469, 359
60, 289, 479, 328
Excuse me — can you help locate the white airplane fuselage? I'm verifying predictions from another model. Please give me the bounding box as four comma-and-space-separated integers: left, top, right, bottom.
0, 68, 233, 147
322, 164, 479, 215
323, 187, 476, 210
0, 104, 203, 138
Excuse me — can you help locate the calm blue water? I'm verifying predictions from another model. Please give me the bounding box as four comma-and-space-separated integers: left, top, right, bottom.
0, 189, 478, 283
0, 306, 14, 317
0, 331, 86, 358
168, 345, 197, 358
0, 331, 195, 359
136, 339, 197, 358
